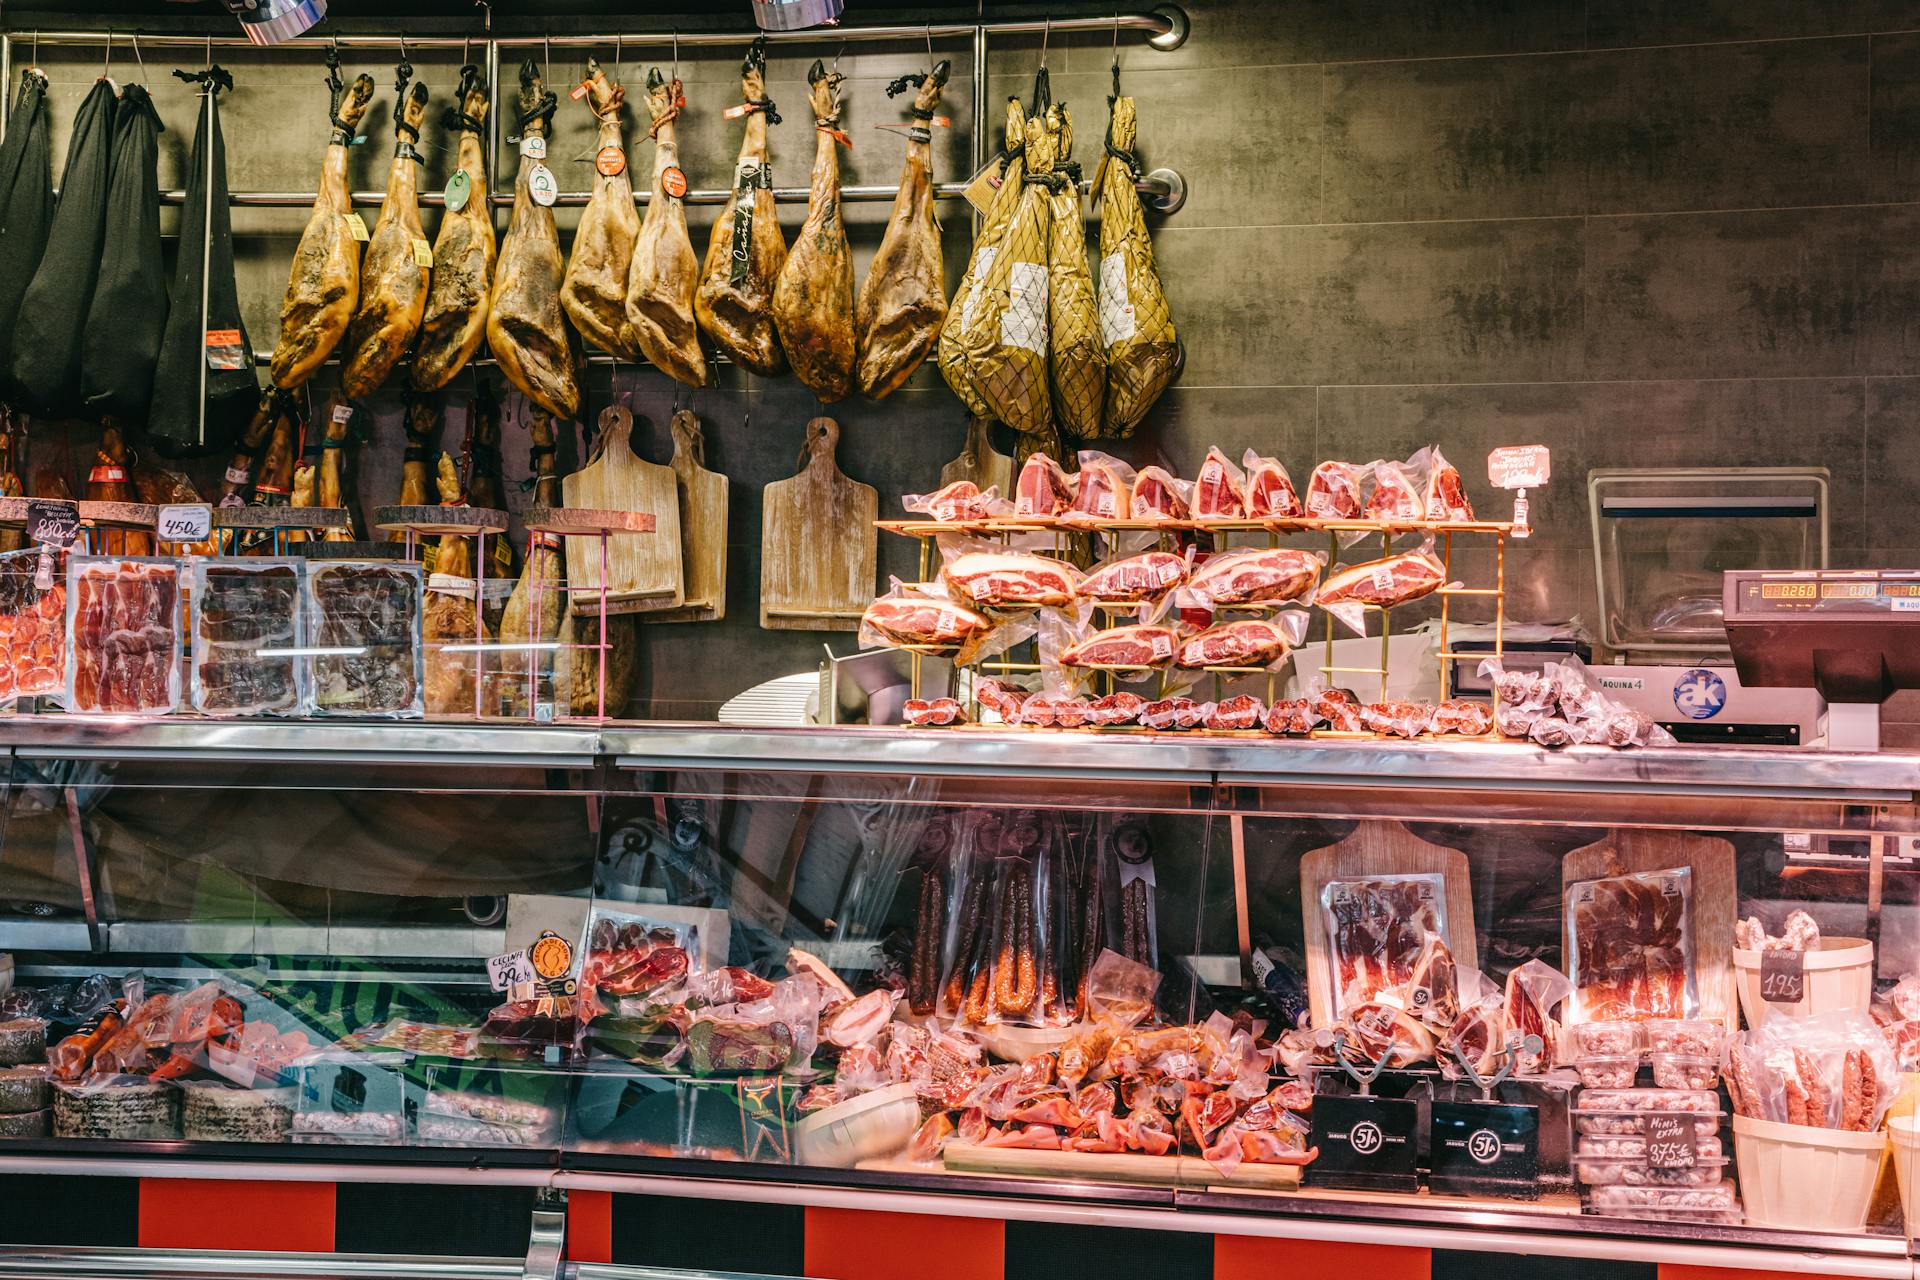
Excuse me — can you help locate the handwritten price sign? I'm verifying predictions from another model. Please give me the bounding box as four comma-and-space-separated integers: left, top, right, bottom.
157, 504, 213, 544
1645, 1114, 1697, 1169
1760, 949, 1807, 1004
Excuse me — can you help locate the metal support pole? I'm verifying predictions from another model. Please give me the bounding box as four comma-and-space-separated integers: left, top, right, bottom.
197, 77, 215, 448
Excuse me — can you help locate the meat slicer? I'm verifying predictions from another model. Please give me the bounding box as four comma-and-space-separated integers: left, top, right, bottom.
1587, 468, 1828, 746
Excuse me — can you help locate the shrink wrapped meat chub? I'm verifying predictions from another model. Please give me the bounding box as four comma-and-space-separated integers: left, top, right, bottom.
773, 62, 856, 402
151, 67, 257, 454
854, 60, 950, 399
561, 59, 642, 364
625, 67, 704, 386
81, 83, 166, 423
341, 62, 433, 397
1044, 105, 1106, 438
413, 66, 497, 391
7, 78, 117, 415
487, 61, 581, 421
1098, 93, 1177, 436
696, 39, 788, 376
939, 95, 1025, 418
271, 55, 377, 389
0, 69, 53, 384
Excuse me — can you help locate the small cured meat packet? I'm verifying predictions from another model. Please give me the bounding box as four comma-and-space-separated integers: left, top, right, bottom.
1129, 466, 1192, 522
1078, 547, 1191, 603
1192, 446, 1248, 521
1565, 867, 1697, 1022
1320, 872, 1448, 1018
1243, 449, 1302, 519
903, 479, 1011, 524
65, 556, 185, 716
0, 544, 68, 706
1364, 457, 1427, 522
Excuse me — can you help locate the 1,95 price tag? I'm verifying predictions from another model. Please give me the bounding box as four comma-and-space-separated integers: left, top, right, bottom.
486, 949, 536, 992
1760, 948, 1807, 1004
157, 504, 212, 543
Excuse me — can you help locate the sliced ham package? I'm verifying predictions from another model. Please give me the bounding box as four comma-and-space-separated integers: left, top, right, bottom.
1063, 451, 1134, 526
1129, 465, 1191, 522
1078, 548, 1190, 602
1566, 867, 1697, 1023
66, 556, 183, 716
1244, 450, 1302, 519
1321, 873, 1449, 1019
190, 559, 303, 717
903, 479, 1010, 524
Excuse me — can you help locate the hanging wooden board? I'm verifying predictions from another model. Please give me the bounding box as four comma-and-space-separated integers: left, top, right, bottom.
1562, 830, 1738, 1031
939, 414, 1014, 497
563, 404, 684, 614
1300, 822, 1479, 1032
760, 417, 876, 631
651, 409, 729, 624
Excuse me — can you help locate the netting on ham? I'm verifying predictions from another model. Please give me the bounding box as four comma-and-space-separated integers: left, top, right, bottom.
68, 558, 180, 714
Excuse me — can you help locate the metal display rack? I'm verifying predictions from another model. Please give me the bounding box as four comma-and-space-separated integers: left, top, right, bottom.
875, 512, 1515, 734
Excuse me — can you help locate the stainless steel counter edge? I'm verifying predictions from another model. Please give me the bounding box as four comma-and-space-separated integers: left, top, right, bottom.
0, 716, 1915, 801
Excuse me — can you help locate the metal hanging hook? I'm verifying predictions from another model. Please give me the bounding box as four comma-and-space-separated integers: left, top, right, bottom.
1040, 17, 1050, 69
131, 32, 147, 85
926, 21, 935, 70
102, 28, 111, 79
671, 29, 679, 84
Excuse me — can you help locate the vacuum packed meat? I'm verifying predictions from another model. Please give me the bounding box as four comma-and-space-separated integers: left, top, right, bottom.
1066, 453, 1131, 524
1079, 550, 1187, 601
1129, 466, 1190, 521
305, 561, 423, 718
944, 551, 1079, 607
1365, 460, 1424, 521
1305, 462, 1363, 519
860, 592, 993, 649
1187, 548, 1320, 605
191, 560, 301, 716
1174, 618, 1297, 669
1014, 453, 1075, 519
1316, 551, 1448, 610
1193, 447, 1246, 521
1424, 448, 1474, 521
1059, 625, 1177, 668
1322, 873, 1446, 1016
68, 558, 181, 714
1245, 452, 1303, 519
0, 546, 65, 702
1567, 868, 1696, 1021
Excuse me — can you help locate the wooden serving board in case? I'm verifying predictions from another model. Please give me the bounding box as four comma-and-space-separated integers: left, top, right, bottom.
1300, 822, 1479, 1031
940, 1143, 1304, 1190
564, 404, 684, 614
760, 417, 876, 631
651, 409, 728, 623
1562, 830, 1738, 1031
940, 414, 1014, 496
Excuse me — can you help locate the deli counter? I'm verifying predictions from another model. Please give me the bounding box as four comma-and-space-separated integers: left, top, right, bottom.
0, 716, 1915, 1277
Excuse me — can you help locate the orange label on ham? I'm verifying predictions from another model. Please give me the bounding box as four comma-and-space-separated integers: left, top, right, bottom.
595, 145, 626, 177
662, 165, 688, 198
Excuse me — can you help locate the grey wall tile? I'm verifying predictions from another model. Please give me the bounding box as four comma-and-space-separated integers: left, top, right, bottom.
1584, 205, 1920, 380
1870, 33, 1920, 200
1864, 377, 1920, 547
1133, 385, 1318, 476
1587, 1, 1919, 47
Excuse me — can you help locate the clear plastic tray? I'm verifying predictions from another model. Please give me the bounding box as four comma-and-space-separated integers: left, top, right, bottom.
1575, 1156, 1728, 1187
1573, 1055, 1639, 1089
1649, 1052, 1718, 1090
1570, 1020, 1641, 1058
1588, 1178, 1741, 1224
1573, 1109, 1727, 1136
1574, 1088, 1717, 1112
1577, 1132, 1723, 1160
1643, 1018, 1724, 1058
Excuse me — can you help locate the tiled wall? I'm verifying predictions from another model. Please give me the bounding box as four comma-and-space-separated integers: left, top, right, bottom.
14, 0, 1920, 718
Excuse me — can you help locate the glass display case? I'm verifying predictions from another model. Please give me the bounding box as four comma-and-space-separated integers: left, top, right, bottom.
0, 717, 1915, 1273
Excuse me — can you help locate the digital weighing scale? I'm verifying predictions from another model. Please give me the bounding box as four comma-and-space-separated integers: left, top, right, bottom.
1724, 569, 1920, 753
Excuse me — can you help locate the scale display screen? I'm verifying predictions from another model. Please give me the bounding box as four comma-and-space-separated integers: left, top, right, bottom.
1732, 573, 1920, 614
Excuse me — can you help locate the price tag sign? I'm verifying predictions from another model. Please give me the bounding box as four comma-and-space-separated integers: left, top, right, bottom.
960, 155, 1003, 214
331, 402, 355, 426
157, 504, 213, 544
1761, 949, 1807, 1004
1488, 445, 1551, 490
1646, 1113, 1698, 1169
486, 948, 536, 992
528, 163, 558, 207
595, 145, 626, 177
25, 499, 79, 549
345, 212, 370, 242
444, 169, 472, 213
204, 328, 247, 372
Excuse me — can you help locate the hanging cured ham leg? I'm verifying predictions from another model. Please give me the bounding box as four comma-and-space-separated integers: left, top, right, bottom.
413, 66, 495, 392
855, 60, 950, 399
695, 38, 787, 376
498, 406, 564, 714
270, 55, 376, 389
341, 64, 432, 397
939, 96, 1025, 417
486, 61, 580, 421
773, 62, 855, 402
625, 68, 704, 386
560, 58, 641, 362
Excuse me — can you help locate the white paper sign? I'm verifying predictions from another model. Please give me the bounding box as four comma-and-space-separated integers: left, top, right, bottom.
157, 504, 213, 543
486, 949, 535, 992
1487, 445, 1551, 490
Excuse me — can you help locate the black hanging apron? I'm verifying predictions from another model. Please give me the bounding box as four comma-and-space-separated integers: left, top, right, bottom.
81, 83, 166, 423
149, 66, 257, 456
0, 70, 54, 389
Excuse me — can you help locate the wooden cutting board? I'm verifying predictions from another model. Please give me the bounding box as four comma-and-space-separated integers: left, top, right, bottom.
1562, 831, 1738, 1031
1300, 822, 1478, 1031
564, 404, 684, 614
652, 409, 728, 624
760, 417, 876, 631
940, 413, 1014, 496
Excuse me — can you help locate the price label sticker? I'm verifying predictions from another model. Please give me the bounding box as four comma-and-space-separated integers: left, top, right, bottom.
570, 81, 592, 101
1646, 1114, 1698, 1169
595, 145, 626, 177
331, 403, 355, 426
444, 169, 472, 213
24, 499, 79, 549
1760, 949, 1807, 1004
486, 949, 536, 992
662, 165, 688, 199
345, 212, 370, 241
205, 328, 247, 372
1488, 444, 1551, 490
960, 155, 1002, 214
528, 162, 558, 207
157, 504, 213, 544
519, 134, 547, 160
412, 237, 434, 269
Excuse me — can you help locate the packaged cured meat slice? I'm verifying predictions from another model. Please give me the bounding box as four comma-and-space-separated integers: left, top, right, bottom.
66, 557, 182, 715
1022, 693, 1093, 728
903, 479, 1008, 524
1503, 958, 1570, 1074
1305, 461, 1364, 520
1361, 701, 1434, 739
1129, 466, 1191, 522
860, 583, 994, 652
0, 545, 66, 704
303, 560, 425, 719
1174, 615, 1305, 670
1063, 451, 1133, 526
1244, 451, 1303, 519
1422, 446, 1474, 521
1079, 549, 1188, 602
1192, 447, 1247, 521
1566, 867, 1697, 1022
190, 559, 303, 717
1263, 698, 1318, 735
904, 697, 966, 726
1060, 624, 1177, 669
943, 551, 1080, 608
1365, 459, 1426, 522
1012, 453, 1075, 519
1187, 547, 1322, 606
1140, 696, 1205, 730
1313, 686, 1364, 732
1205, 694, 1265, 731
974, 677, 1032, 724
1321, 872, 1447, 1017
